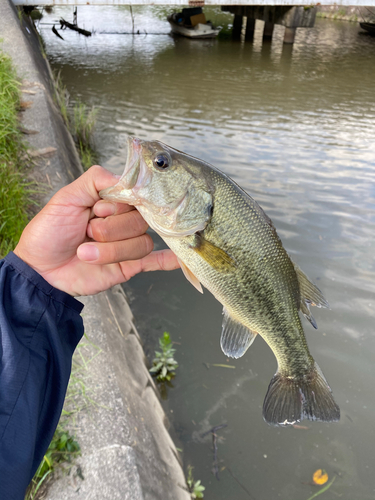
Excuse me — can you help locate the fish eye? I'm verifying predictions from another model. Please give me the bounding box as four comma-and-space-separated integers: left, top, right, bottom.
153, 153, 170, 170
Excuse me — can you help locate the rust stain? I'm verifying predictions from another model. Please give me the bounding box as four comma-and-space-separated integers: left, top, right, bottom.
189, 0, 205, 6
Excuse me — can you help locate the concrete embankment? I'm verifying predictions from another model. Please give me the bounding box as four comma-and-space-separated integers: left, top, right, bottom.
317, 5, 363, 22
0, 2, 190, 499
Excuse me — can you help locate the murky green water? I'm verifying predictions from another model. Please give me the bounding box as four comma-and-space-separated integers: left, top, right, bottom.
39, 7, 375, 499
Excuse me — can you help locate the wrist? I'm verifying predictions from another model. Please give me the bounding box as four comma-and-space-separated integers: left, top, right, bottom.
13, 245, 76, 297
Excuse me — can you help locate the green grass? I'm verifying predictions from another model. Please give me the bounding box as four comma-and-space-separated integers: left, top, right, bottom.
0, 50, 30, 257
71, 102, 98, 169
25, 427, 80, 500
53, 71, 98, 170
53, 70, 69, 126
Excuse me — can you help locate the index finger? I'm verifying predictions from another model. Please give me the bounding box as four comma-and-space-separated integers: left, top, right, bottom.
119, 249, 180, 281
93, 200, 136, 218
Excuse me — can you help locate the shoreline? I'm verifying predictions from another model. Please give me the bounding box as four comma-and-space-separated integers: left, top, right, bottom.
0, 2, 190, 499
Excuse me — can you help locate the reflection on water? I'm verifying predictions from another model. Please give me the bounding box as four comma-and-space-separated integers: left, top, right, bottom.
40, 7, 375, 499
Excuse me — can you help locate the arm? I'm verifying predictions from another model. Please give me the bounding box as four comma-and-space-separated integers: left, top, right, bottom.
0, 253, 84, 499
0, 166, 179, 499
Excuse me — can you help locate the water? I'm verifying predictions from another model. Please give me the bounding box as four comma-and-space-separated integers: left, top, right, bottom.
39, 7, 375, 499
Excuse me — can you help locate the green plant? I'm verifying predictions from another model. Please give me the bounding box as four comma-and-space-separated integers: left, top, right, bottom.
52, 71, 98, 170
53, 70, 69, 126
186, 466, 205, 499
71, 102, 98, 169
78, 140, 98, 170
71, 102, 97, 147
149, 332, 178, 381
0, 50, 31, 257
25, 428, 80, 500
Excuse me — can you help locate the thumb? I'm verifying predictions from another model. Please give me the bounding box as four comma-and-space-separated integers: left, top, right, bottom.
52, 165, 121, 209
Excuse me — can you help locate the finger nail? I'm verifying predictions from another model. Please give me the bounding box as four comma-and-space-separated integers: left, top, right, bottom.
78, 244, 99, 262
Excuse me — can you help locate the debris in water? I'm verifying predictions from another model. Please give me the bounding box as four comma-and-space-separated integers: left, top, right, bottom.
60, 18, 92, 37
307, 475, 336, 500
52, 25, 64, 40
201, 424, 227, 480
312, 469, 329, 485
28, 147, 57, 158
292, 424, 310, 430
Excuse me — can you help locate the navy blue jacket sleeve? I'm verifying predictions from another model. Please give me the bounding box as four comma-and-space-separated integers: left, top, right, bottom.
0, 252, 84, 500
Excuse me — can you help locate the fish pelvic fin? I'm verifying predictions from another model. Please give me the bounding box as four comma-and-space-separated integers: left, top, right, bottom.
262, 362, 340, 426
177, 258, 203, 294
295, 265, 329, 329
220, 308, 257, 359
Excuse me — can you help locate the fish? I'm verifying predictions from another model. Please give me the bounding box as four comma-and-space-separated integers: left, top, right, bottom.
100, 136, 340, 427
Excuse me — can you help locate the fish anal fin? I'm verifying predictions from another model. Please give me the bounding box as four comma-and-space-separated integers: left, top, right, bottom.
300, 301, 318, 329
220, 308, 257, 359
294, 265, 329, 328
192, 234, 235, 273
178, 258, 203, 294
263, 362, 340, 426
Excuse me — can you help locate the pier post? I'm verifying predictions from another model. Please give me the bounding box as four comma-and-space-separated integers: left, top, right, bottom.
222, 5, 317, 46
245, 17, 255, 41
284, 26, 296, 44
232, 14, 243, 40
263, 21, 274, 40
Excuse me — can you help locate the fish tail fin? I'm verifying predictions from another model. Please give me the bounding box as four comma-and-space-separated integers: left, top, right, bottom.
262, 362, 340, 426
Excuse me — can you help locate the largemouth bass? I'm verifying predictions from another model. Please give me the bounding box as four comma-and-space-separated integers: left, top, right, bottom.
100, 137, 340, 426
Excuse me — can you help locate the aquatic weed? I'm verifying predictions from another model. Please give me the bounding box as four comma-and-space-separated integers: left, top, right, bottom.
150, 332, 178, 382
52, 71, 98, 170
186, 466, 205, 499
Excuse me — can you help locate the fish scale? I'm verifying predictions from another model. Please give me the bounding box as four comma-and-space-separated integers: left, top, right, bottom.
100, 136, 340, 426
164, 171, 306, 369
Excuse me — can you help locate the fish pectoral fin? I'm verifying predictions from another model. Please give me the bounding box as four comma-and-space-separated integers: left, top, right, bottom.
192, 234, 236, 273
263, 362, 340, 426
178, 258, 203, 294
294, 265, 329, 329
220, 308, 257, 359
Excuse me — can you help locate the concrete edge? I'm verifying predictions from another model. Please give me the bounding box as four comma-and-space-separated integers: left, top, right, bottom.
0, 3, 190, 499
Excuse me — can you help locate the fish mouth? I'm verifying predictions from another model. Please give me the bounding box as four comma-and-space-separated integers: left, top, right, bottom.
99, 136, 142, 203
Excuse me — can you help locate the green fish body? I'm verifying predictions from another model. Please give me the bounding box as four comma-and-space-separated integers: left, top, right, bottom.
100, 137, 340, 426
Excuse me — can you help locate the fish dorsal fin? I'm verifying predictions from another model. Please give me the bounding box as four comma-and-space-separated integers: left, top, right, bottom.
178, 258, 203, 294
294, 265, 329, 329
192, 234, 236, 273
220, 308, 257, 359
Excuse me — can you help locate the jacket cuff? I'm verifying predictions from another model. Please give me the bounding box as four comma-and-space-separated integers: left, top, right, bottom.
4, 252, 83, 313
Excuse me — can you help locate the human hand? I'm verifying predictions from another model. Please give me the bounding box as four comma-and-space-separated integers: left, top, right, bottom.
14, 165, 180, 296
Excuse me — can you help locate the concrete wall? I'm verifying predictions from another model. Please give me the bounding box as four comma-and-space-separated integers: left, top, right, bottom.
317, 5, 365, 22
11, 0, 375, 6
0, 2, 190, 499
